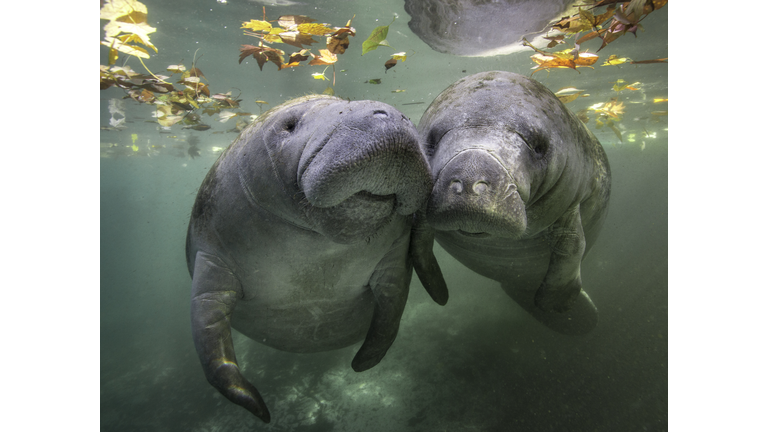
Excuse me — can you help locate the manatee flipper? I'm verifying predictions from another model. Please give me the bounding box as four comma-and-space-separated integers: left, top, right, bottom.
503, 284, 598, 336
535, 205, 588, 313
352, 235, 413, 372
190, 251, 271, 423
409, 210, 449, 305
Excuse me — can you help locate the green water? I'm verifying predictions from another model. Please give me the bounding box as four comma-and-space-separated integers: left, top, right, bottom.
100, 1, 668, 430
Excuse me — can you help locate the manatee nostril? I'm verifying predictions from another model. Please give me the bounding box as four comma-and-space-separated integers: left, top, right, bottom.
449, 179, 463, 194
372, 110, 388, 119
472, 181, 490, 194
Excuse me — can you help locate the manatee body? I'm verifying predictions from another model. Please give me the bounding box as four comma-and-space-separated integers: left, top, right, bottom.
411, 71, 611, 335
186, 95, 432, 422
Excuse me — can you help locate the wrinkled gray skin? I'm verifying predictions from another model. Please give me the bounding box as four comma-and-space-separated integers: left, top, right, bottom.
411, 72, 611, 335
185, 96, 434, 423
404, 0, 574, 57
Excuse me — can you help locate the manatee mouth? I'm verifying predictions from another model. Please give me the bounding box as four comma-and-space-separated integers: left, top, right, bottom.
456, 229, 491, 238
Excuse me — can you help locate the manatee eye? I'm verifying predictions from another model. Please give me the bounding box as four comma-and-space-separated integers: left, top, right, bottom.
520, 133, 548, 158
424, 128, 445, 157
530, 135, 548, 156
283, 118, 298, 133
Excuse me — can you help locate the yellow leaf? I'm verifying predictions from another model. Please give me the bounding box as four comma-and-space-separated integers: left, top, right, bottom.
100, 0, 148, 22
242, 20, 272, 32
391, 52, 407, 62
117, 31, 157, 53
311, 72, 327, 81
602, 54, 630, 66
102, 37, 150, 59
297, 23, 334, 36
104, 20, 157, 48
108, 47, 119, 65
131, 144, 139, 152
262, 34, 283, 44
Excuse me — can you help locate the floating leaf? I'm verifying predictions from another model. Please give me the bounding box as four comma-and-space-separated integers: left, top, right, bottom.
612, 79, 641, 93
100, 0, 148, 23
362, 17, 395, 55
239, 44, 285, 70
365, 79, 382, 84
242, 19, 272, 32
391, 52, 407, 62
297, 23, 335, 36
308, 49, 337, 66
530, 52, 598, 74
602, 54, 630, 66
278, 15, 317, 28
279, 31, 319, 49
312, 72, 328, 81
557, 91, 586, 104
167, 64, 186, 73
102, 37, 150, 59
322, 86, 335, 96
282, 50, 311, 69
384, 58, 397, 72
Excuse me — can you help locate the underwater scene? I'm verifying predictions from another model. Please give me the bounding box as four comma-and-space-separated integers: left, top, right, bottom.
100, 0, 668, 431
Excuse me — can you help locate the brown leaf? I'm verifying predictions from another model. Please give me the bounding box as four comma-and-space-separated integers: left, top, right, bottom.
327, 34, 350, 55
308, 49, 337, 66
279, 31, 319, 49
238, 44, 285, 70
280, 51, 311, 69
129, 88, 155, 103
384, 58, 397, 72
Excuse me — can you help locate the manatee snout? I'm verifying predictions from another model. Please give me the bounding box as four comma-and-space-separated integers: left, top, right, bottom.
427, 149, 527, 237
299, 102, 431, 217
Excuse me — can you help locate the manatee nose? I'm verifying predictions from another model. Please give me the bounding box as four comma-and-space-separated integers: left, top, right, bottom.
449, 179, 492, 195
372, 109, 389, 119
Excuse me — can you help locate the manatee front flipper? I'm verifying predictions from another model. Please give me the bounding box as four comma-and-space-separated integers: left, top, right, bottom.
525, 205, 599, 335
352, 235, 413, 372
535, 205, 587, 312
190, 251, 271, 423
409, 210, 449, 305
504, 285, 598, 335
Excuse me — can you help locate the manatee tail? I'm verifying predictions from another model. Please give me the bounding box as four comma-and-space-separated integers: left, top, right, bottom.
502, 283, 598, 336
190, 251, 271, 423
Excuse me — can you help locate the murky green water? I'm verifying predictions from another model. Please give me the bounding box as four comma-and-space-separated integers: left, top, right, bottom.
100, 1, 668, 430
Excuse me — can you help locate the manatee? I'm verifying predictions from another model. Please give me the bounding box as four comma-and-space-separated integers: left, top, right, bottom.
403, 0, 576, 57
185, 95, 435, 422
411, 71, 611, 335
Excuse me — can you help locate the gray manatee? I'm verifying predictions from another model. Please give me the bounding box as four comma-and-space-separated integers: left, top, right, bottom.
411, 71, 611, 335
185, 95, 434, 422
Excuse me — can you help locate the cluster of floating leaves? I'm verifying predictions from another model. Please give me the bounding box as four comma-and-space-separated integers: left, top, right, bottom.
238, 8, 356, 85
100, 0, 157, 66
100, 63, 255, 132
555, 77, 667, 146
522, 0, 668, 75
100, 0, 258, 133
